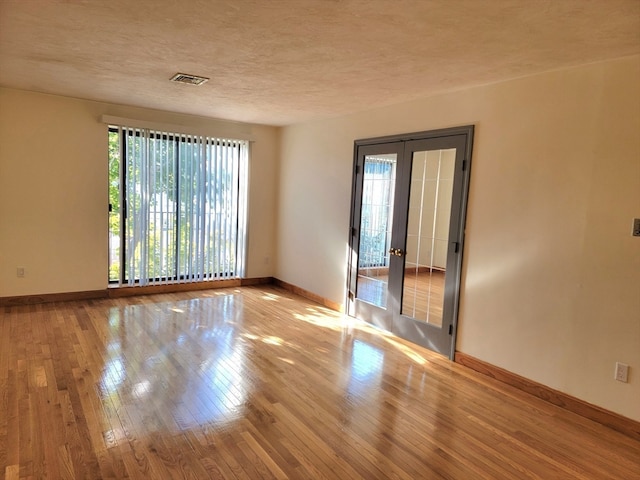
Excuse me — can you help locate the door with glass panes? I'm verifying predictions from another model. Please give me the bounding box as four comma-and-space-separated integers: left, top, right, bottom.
347, 127, 473, 359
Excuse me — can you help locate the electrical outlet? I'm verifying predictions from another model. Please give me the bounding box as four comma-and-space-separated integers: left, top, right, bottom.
16, 267, 25, 278
614, 362, 629, 383
633, 218, 640, 237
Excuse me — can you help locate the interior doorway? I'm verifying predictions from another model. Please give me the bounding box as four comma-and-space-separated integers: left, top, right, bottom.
347, 126, 474, 359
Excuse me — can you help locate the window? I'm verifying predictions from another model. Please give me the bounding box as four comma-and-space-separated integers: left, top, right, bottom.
108, 126, 248, 286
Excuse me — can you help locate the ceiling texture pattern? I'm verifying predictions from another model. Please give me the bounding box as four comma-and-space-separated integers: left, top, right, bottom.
0, 0, 639, 126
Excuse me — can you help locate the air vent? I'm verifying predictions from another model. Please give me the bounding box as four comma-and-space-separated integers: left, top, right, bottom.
170, 73, 209, 86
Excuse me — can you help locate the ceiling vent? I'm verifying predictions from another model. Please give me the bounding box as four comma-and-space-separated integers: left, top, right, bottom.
170, 73, 209, 86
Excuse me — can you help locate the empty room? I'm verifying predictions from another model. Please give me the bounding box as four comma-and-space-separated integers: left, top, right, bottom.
1, 1, 639, 479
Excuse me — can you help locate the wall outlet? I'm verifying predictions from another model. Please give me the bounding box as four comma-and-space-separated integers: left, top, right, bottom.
614, 362, 629, 383
633, 218, 640, 237
16, 266, 25, 278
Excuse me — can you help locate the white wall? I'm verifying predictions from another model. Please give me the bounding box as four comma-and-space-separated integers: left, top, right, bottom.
277, 56, 640, 421
0, 88, 278, 296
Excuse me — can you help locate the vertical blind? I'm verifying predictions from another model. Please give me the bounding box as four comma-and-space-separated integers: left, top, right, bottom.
108, 126, 248, 286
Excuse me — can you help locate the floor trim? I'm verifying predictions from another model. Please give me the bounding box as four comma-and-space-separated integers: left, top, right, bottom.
108, 279, 242, 298
272, 278, 344, 312
0, 289, 108, 306
454, 351, 640, 441
0, 277, 273, 306
0, 277, 342, 312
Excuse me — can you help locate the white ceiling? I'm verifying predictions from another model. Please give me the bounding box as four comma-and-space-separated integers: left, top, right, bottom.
0, 0, 638, 126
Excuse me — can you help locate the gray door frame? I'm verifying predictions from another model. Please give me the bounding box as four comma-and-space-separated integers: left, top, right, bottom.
347, 126, 474, 359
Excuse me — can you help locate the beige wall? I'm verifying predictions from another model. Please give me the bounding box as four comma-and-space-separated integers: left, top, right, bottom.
0, 88, 279, 296
277, 56, 640, 420
1, 56, 638, 421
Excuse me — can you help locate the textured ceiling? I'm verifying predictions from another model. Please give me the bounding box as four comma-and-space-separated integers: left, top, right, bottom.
0, 0, 638, 126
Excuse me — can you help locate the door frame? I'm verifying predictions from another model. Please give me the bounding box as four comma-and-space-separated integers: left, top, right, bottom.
346, 126, 474, 359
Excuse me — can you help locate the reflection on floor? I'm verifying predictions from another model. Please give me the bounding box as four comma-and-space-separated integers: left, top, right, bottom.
2, 285, 638, 479
357, 269, 444, 326
402, 269, 444, 326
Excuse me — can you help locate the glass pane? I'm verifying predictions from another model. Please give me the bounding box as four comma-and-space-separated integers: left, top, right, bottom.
114, 128, 246, 286
356, 154, 397, 309
401, 149, 456, 326
108, 130, 121, 282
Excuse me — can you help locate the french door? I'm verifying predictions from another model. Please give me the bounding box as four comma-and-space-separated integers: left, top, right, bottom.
347, 126, 474, 358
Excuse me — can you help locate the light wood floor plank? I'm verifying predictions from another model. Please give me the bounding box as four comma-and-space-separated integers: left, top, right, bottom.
1, 285, 639, 479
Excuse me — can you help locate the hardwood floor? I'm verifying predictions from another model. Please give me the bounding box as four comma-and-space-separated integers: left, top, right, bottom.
357, 270, 445, 326
401, 270, 444, 326
1, 285, 639, 479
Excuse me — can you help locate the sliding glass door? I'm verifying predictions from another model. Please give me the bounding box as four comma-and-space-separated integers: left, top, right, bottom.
347, 127, 473, 358
108, 126, 248, 286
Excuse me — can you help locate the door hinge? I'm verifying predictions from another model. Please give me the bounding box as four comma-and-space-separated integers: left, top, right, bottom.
453, 241, 460, 253
108, 203, 113, 213
462, 159, 467, 171
448, 324, 453, 335
348, 291, 355, 300
351, 226, 357, 236
355, 164, 360, 174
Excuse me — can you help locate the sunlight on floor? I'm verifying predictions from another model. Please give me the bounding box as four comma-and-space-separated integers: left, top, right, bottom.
262, 335, 283, 345
291, 306, 429, 366
277, 357, 296, 365
261, 292, 281, 301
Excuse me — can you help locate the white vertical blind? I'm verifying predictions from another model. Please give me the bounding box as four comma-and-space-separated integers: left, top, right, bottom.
112, 126, 248, 286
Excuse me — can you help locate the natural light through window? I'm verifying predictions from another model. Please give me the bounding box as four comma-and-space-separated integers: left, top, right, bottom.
108, 126, 248, 286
